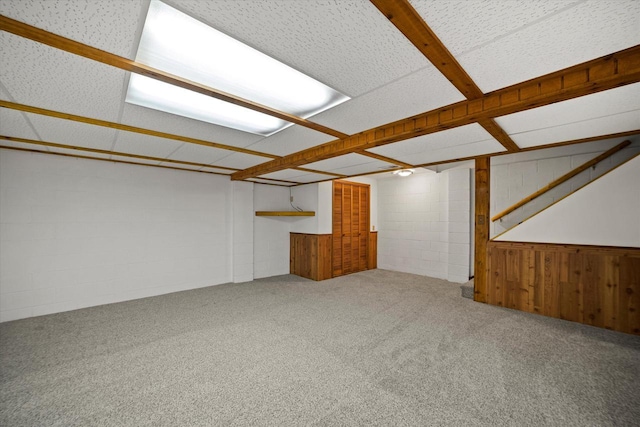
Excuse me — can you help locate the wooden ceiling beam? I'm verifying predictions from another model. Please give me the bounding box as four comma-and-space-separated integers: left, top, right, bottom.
290, 129, 640, 186
370, 0, 482, 99
370, 0, 520, 152
0, 15, 349, 139
0, 100, 278, 159
231, 45, 640, 180
0, 145, 230, 176
0, 137, 300, 185
0, 135, 239, 170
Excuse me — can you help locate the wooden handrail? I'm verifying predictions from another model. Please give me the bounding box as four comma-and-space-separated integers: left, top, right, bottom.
491, 140, 632, 222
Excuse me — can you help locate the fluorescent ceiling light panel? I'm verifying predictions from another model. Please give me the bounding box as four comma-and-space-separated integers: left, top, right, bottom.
126, 0, 349, 136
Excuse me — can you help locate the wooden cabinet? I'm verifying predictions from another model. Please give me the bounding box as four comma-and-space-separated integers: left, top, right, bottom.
332, 180, 371, 277
290, 233, 332, 281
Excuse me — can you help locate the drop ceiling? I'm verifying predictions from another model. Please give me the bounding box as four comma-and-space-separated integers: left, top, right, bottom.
0, 0, 639, 185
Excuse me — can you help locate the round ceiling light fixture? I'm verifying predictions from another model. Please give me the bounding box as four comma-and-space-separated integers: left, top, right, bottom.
393, 169, 414, 177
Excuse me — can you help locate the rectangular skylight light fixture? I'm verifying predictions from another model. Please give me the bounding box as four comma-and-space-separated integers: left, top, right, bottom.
126, 0, 350, 136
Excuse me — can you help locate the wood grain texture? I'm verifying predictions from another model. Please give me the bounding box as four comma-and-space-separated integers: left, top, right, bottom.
368, 232, 378, 270
0, 145, 229, 176
491, 140, 632, 221
290, 233, 332, 281
332, 180, 371, 277
370, 0, 519, 152
0, 15, 348, 139
255, 211, 315, 216
487, 241, 640, 335
0, 100, 278, 159
474, 157, 490, 303
232, 45, 640, 180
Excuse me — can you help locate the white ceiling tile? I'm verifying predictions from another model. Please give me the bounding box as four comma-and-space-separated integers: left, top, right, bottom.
410, 0, 581, 57
0, 33, 126, 122
23, 113, 117, 151
120, 103, 263, 149
112, 131, 183, 159
171, 0, 431, 97
166, 143, 233, 165
257, 169, 309, 181
303, 153, 397, 176
313, 65, 464, 135
303, 153, 374, 171
0, 0, 146, 58
259, 169, 331, 184
495, 83, 640, 148
368, 123, 505, 164
213, 152, 270, 170
503, 111, 640, 149
0, 108, 39, 139
245, 125, 334, 157
455, 0, 640, 92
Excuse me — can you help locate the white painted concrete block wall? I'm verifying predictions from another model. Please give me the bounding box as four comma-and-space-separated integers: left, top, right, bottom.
231, 181, 254, 283
446, 169, 471, 283
491, 139, 640, 237
0, 150, 232, 322
377, 169, 471, 283
253, 185, 291, 279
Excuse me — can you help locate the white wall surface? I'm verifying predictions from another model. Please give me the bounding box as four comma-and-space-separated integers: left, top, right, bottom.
231, 181, 254, 283
253, 185, 291, 279
495, 154, 640, 247
491, 137, 640, 237
377, 168, 471, 283
289, 183, 320, 234
0, 149, 233, 322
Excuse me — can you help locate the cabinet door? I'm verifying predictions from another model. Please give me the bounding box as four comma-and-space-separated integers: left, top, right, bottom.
332, 181, 370, 277
358, 187, 369, 271
332, 182, 343, 277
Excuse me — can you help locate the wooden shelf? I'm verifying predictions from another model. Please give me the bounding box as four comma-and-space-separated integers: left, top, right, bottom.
255, 211, 315, 217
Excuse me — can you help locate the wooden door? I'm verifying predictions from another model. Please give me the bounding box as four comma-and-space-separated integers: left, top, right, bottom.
332, 181, 370, 277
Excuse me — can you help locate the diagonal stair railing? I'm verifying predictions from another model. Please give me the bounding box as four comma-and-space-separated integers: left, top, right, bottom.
491, 139, 638, 235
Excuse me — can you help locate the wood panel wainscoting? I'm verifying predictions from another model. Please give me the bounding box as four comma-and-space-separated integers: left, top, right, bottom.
485, 241, 640, 335
368, 231, 378, 270
290, 233, 332, 281
290, 231, 378, 281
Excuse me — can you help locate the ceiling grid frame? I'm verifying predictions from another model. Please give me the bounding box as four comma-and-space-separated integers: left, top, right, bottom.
0, 1, 638, 186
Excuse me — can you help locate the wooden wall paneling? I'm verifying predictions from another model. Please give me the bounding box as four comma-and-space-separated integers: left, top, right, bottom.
619, 256, 640, 334
602, 255, 618, 331
581, 253, 601, 327
368, 232, 378, 269
290, 233, 332, 281
486, 241, 640, 335
542, 251, 559, 319
317, 234, 333, 281
531, 250, 544, 315
558, 252, 582, 323
474, 157, 490, 302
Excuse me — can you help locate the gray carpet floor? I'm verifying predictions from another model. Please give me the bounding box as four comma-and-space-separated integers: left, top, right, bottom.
1, 269, 639, 426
